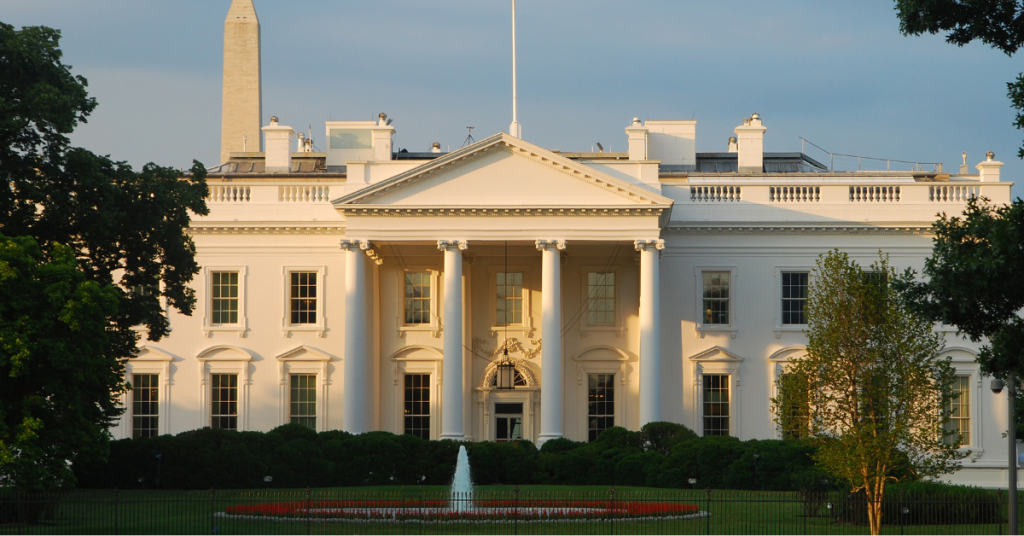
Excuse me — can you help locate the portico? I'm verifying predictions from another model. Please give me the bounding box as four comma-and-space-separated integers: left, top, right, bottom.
333, 133, 673, 443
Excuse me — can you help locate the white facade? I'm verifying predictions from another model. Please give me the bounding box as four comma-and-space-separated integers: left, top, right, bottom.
113, 1, 1020, 489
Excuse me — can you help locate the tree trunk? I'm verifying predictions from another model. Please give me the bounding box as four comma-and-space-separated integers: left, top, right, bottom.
866, 489, 884, 535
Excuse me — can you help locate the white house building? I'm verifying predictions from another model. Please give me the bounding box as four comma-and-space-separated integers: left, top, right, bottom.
114, 0, 1018, 488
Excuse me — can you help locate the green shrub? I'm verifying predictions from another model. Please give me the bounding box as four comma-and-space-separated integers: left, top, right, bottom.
73, 425, 842, 492
639, 422, 698, 455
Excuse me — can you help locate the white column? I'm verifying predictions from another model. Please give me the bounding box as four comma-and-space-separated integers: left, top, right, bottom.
536, 239, 567, 445
438, 240, 468, 440
635, 239, 665, 426
340, 240, 372, 433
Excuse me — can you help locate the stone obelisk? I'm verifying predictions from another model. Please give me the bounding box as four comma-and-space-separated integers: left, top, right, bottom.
220, 0, 262, 164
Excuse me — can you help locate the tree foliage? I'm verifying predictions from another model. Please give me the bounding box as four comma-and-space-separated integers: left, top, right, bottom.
0, 235, 119, 488
0, 22, 208, 489
895, 1, 1024, 157
898, 197, 1024, 378
774, 251, 964, 535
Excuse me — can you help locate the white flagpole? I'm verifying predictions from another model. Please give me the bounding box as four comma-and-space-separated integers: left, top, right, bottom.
509, 0, 521, 138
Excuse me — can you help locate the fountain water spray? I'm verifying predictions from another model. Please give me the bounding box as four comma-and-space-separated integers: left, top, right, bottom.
450, 445, 474, 512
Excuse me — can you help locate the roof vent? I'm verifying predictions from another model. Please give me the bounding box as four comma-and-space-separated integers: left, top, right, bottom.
431, 142, 441, 153
632, 117, 642, 126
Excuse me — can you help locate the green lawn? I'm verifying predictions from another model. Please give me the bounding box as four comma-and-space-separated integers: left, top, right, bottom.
0, 486, 1011, 535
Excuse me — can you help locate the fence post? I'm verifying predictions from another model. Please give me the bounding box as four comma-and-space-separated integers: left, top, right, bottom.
705, 488, 712, 535
513, 486, 519, 536
609, 486, 616, 535
306, 487, 312, 536
113, 489, 119, 536
209, 488, 215, 536
1001, 490, 1005, 535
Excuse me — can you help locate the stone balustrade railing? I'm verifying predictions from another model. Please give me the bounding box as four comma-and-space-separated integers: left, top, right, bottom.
207, 184, 340, 203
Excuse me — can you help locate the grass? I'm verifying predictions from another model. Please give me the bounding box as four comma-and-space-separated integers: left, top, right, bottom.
0, 486, 1013, 535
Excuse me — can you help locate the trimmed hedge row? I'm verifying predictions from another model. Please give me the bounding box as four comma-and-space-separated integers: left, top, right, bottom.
74, 422, 829, 491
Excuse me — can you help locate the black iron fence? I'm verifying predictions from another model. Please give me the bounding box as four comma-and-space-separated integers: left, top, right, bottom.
0, 488, 1014, 535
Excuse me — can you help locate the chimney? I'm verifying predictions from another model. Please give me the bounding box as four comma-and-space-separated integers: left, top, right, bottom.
297, 132, 305, 152
727, 136, 738, 153
977, 151, 1003, 182
431, 142, 442, 153
625, 117, 648, 160
734, 113, 766, 173
372, 112, 395, 161
262, 116, 295, 173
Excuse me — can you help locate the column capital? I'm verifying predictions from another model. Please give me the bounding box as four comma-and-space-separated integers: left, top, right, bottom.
437, 240, 469, 252
634, 239, 665, 252
339, 239, 368, 252
535, 239, 567, 251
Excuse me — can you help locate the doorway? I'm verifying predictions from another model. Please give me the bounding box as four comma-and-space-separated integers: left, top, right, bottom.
494, 403, 523, 442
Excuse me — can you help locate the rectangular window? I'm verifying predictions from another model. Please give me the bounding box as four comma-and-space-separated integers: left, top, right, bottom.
944, 375, 971, 445
588, 374, 615, 442
779, 372, 810, 440
290, 374, 317, 428
702, 374, 730, 436
211, 374, 238, 430
496, 272, 524, 326
781, 272, 809, 325
211, 271, 239, 325
329, 129, 372, 149
404, 272, 431, 325
132, 374, 159, 439
702, 272, 730, 325
587, 272, 615, 326
290, 272, 318, 325
404, 374, 431, 440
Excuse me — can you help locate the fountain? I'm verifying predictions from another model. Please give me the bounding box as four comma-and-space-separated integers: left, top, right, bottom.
450, 445, 474, 512
220, 444, 707, 523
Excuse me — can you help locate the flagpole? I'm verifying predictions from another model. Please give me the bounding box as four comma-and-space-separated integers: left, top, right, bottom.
509, 0, 521, 138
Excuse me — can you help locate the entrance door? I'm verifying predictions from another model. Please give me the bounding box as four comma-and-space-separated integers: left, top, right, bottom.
494, 403, 523, 442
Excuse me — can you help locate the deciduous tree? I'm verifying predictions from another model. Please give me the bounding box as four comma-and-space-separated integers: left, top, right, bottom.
774, 251, 963, 536
895, 0, 1024, 157
0, 22, 208, 489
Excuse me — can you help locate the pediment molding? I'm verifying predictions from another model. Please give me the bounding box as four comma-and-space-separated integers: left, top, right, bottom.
334, 133, 674, 209
197, 345, 253, 362
767, 345, 807, 362
274, 345, 333, 362
341, 206, 667, 218
134, 345, 174, 362
687, 345, 745, 363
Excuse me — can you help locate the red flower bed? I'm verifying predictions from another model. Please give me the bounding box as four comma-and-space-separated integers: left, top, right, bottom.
223, 498, 700, 522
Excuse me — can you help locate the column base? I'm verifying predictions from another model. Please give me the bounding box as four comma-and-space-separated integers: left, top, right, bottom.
536, 433, 564, 447
440, 433, 466, 441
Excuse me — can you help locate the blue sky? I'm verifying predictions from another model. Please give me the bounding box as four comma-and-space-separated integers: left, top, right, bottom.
3, 0, 1022, 198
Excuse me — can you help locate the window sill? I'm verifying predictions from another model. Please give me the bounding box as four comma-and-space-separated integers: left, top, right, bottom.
282, 325, 326, 338
579, 325, 625, 338
397, 324, 441, 338
695, 326, 737, 339
773, 325, 807, 339
204, 325, 248, 338
490, 325, 535, 338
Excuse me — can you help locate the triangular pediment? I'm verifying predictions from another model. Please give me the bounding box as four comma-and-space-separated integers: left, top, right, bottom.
334, 133, 673, 209
687, 346, 745, 362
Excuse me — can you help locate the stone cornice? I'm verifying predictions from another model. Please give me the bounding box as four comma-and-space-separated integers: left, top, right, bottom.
338, 206, 668, 218
188, 225, 346, 235
664, 223, 933, 235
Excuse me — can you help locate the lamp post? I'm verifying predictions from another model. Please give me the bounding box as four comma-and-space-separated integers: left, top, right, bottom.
992, 375, 1018, 535
753, 454, 761, 490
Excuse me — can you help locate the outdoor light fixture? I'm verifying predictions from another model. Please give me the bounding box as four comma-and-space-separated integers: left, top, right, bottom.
496, 348, 516, 391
